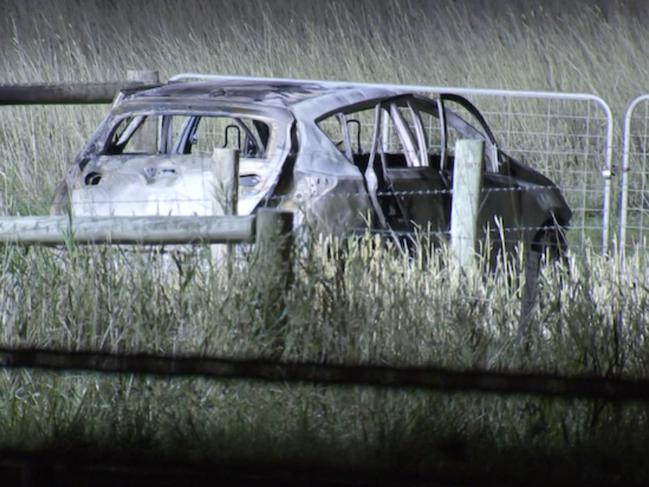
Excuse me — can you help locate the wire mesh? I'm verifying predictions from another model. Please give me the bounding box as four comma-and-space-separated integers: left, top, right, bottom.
317, 89, 611, 251
165, 75, 613, 250
620, 95, 649, 253
0, 77, 613, 253
446, 94, 610, 250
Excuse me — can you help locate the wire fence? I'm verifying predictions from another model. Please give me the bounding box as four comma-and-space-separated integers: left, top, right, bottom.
41, 85, 610, 254
3, 79, 649, 486
2, 346, 649, 402
620, 94, 649, 253
433, 92, 611, 251
168, 74, 613, 252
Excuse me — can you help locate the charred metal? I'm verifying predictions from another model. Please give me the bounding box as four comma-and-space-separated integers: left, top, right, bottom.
52, 78, 571, 253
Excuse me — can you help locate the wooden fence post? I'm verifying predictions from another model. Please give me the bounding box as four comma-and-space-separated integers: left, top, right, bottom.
450, 139, 485, 275
254, 209, 294, 354
0, 82, 151, 105
212, 148, 239, 216
126, 70, 160, 85
211, 148, 240, 272
126, 70, 160, 152
255, 209, 294, 288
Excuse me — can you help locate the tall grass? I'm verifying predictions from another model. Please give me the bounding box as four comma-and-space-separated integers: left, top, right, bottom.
1, 0, 641, 227
0, 238, 648, 480
0, 235, 646, 372
2, 0, 649, 480
3, 0, 648, 99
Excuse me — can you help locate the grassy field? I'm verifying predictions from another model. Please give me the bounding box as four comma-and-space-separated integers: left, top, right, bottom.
1, 238, 649, 482
2, 0, 649, 482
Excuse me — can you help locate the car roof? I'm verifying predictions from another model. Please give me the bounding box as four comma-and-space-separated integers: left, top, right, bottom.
124, 79, 412, 119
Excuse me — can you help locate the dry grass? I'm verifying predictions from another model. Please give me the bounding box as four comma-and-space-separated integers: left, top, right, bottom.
0, 237, 647, 480
1, 0, 649, 481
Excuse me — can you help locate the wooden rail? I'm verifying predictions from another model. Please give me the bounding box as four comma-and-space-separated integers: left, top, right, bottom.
0, 81, 151, 105
0, 209, 293, 246
1, 346, 648, 402
0, 215, 256, 245
0, 70, 160, 105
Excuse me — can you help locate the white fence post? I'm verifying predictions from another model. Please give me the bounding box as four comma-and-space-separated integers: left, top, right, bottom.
212, 148, 240, 272
212, 148, 239, 216
450, 139, 484, 274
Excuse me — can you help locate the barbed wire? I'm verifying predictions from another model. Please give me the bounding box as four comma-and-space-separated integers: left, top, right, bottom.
63, 184, 575, 207
17, 179, 603, 243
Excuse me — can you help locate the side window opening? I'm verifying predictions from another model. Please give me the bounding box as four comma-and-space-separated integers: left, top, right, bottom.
413, 96, 498, 172
386, 103, 426, 167
316, 111, 368, 155
187, 116, 268, 158
317, 102, 426, 170
316, 107, 376, 170
346, 119, 362, 153
443, 101, 488, 155
316, 97, 454, 232
440, 96, 498, 172
317, 97, 496, 174
378, 106, 410, 168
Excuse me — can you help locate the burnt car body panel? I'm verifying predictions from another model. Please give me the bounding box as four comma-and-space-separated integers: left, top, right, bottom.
53, 78, 571, 252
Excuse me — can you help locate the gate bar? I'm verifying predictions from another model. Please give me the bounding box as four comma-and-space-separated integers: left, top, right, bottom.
619, 94, 649, 256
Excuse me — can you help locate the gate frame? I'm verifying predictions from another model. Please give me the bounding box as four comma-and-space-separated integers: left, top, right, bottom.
170, 73, 614, 252
619, 94, 649, 256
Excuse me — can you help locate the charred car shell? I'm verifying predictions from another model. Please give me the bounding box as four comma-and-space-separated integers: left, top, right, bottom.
52, 77, 571, 254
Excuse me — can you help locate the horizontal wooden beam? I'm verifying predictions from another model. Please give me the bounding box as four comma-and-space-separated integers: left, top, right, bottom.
0, 81, 152, 105
1, 347, 649, 402
0, 215, 255, 244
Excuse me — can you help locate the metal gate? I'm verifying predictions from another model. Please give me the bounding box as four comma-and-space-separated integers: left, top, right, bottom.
619, 94, 649, 254
171, 74, 614, 252
0, 74, 615, 252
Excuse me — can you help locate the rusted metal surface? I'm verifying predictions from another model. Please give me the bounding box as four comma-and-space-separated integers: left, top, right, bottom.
51, 78, 571, 253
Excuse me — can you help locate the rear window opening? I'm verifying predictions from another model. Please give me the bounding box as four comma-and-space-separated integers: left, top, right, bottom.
104, 114, 271, 159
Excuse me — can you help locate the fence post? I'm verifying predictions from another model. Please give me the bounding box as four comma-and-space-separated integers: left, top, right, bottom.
254, 209, 294, 354
212, 148, 240, 272
126, 70, 159, 152
212, 148, 239, 215
450, 139, 484, 275
126, 69, 160, 85
255, 209, 294, 288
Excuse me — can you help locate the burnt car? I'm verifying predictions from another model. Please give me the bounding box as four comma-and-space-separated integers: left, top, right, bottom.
52, 76, 571, 257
